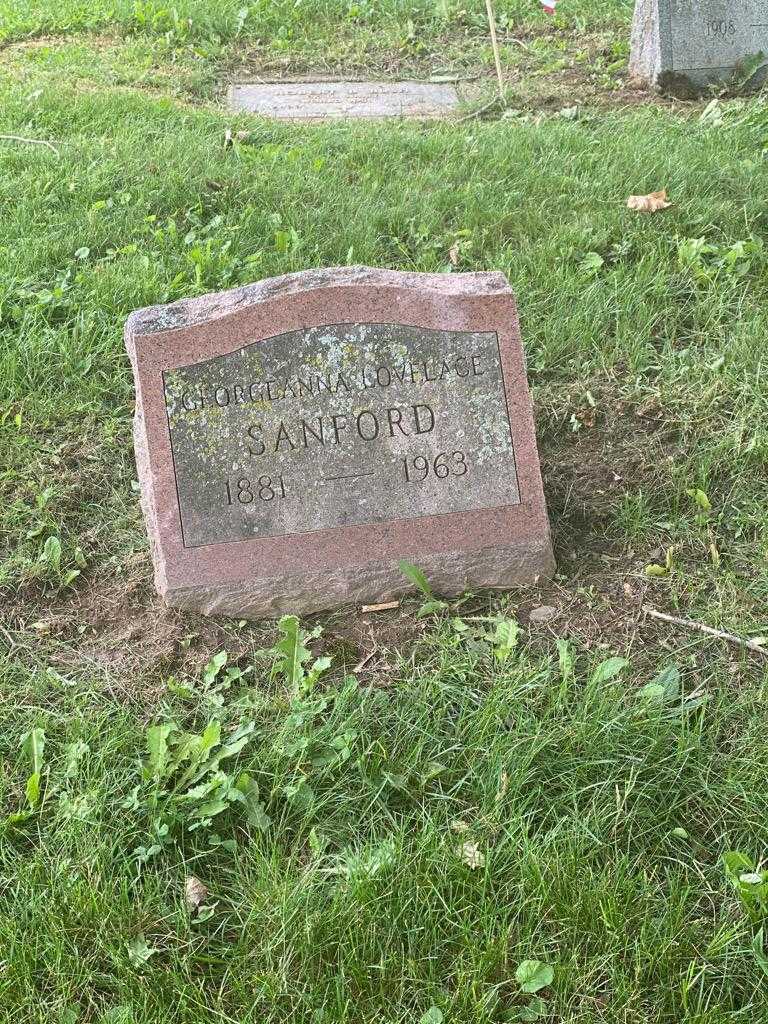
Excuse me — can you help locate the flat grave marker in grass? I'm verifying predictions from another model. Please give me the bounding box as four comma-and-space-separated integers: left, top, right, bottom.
125, 267, 554, 618
227, 80, 460, 120
630, 0, 768, 94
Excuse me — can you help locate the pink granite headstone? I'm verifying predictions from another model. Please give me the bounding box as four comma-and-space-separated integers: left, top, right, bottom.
125, 267, 554, 618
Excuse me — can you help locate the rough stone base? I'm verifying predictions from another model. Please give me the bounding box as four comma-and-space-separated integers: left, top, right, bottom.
159, 541, 556, 618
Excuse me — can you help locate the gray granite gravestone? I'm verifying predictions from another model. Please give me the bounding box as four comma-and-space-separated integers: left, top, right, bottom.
630, 0, 768, 95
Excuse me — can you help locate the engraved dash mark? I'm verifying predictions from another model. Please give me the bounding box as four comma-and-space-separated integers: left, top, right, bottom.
323, 471, 375, 483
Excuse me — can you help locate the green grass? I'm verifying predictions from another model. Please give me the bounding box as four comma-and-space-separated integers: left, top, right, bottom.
3, 621, 768, 1023
1, 0, 635, 104
2, 1, 768, 1021
1, 0, 631, 47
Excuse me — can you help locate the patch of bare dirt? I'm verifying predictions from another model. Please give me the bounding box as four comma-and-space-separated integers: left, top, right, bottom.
219, 26, 681, 115
5, 394, 752, 699
0, 32, 122, 55
16, 569, 254, 690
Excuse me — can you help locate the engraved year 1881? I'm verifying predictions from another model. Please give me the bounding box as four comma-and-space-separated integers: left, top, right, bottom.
225, 475, 287, 505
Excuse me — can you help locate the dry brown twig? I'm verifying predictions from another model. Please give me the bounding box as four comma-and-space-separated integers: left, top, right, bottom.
456, 96, 503, 123
353, 645, 380, 673
361, 600, 400, 613
643, 605, 768, 658
484, 0, 505, 101
0, 134, 59, 155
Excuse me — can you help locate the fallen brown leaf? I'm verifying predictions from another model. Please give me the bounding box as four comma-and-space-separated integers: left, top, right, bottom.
185, 875, 208, 912
636, 395, 662, 418
495, 770, 509, 804
448, 241, 460, 266
458, 841, 485, 869
450, 819, 470, 832
528, 605, 557, 624
626, 189, 672, 213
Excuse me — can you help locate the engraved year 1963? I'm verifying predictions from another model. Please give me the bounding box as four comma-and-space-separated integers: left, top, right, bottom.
402, 450, 468, 482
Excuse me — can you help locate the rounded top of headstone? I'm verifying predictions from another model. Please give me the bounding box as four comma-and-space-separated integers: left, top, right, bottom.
125, 266, 512, 337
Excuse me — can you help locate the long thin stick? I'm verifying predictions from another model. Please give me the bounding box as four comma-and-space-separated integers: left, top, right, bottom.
361, 600, 400, 613
0, 134, 59, 155
484, 0, 505, 102
643, 606, 768, 657
353, 645, 379, 673
456, 95, 502, 123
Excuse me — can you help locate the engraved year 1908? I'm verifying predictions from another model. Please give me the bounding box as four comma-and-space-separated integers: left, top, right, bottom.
704, 19, 735, 36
